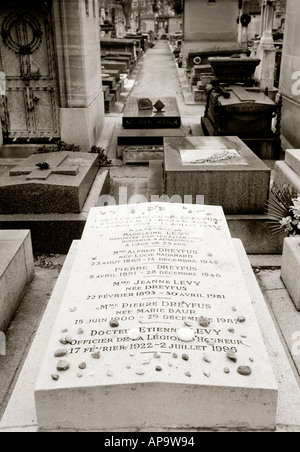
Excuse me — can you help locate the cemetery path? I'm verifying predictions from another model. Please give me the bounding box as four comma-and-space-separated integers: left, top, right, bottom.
1, 40, 300, 432
129, 40, 182, 99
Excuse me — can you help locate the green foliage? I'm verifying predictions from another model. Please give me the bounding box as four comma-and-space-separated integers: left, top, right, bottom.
35, 162, 50, 170
90, 145, 112, 168
34, 141, 81, 154
153, 0, 160, 13
34, 142, 112, 168
116, 0, 132, 29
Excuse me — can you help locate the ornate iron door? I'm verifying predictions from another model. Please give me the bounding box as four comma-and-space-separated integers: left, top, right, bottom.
0, 1, 60, 143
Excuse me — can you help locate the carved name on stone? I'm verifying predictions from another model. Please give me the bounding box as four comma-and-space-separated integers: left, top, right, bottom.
35, 203, 278, 431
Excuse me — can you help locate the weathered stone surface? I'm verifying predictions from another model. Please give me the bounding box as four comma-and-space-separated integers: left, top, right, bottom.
285, 149, 300, 177
122, 97, 181, 129
0, 152, 99, 214
274, 150, 300, 195
0, 230, 34, 332
35, 203, 278, 431
163, 136, 270, 213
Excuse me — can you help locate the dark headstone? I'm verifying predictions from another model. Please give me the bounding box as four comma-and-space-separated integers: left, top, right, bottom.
154, 100, 165, 112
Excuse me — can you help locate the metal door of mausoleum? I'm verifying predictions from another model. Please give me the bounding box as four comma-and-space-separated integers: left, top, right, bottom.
0, 1, 60, 143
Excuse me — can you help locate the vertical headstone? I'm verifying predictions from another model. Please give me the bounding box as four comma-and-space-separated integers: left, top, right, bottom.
35, 203, 278, 431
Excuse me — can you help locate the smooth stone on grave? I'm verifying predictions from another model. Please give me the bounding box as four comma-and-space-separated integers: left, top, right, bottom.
122, 97, 181, 130
34, 203, 277, 431
0, 230, 34, 332
281, 237, 300, 311
0, 152, 99, 214
0, 168, 110, 254
163, 136, 270, 214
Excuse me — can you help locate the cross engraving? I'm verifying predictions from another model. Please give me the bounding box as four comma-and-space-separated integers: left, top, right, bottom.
9, 153, 79, 181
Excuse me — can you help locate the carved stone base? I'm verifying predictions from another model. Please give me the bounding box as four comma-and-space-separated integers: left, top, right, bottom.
60, 92, 105, 152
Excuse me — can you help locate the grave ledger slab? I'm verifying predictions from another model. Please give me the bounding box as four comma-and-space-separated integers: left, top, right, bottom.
122, 97, 181, 129
163, 136, 271, 214
0, 230, 34, 332
0, 152, 99, 214
34, 203, 278, 431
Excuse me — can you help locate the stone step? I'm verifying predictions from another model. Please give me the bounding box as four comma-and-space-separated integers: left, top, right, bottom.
103, 56, 135, 71
104, 51, 133, 61
102, 60, 129, 73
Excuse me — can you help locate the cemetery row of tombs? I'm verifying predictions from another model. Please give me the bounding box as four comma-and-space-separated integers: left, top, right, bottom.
1, 40, 300, 432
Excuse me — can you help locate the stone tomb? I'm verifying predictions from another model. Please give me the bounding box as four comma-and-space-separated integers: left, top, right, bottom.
0, 152, 99, 214
118, 97, 185, 164
200, 57, 281, 160
34, 203, 278, 431
122, 97, 181, 130
163, 136, 270, 214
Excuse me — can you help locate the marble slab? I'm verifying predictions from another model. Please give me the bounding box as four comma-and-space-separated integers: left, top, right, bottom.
34, 203, 278, 431
0, 230, 34, 332
164, 136, 271, 213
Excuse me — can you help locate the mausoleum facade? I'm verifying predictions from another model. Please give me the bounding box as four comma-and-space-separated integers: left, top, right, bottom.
0, 0, 104, 150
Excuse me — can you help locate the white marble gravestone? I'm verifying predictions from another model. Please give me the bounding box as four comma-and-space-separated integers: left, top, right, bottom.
34, 203, 278, 431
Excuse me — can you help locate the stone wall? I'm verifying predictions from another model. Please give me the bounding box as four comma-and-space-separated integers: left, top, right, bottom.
182, 0, 239, 63
279, 0, 300, 149
53, 0, 104, 150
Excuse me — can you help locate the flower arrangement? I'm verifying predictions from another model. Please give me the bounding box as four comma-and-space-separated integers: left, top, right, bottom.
267, 183, 300, 236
